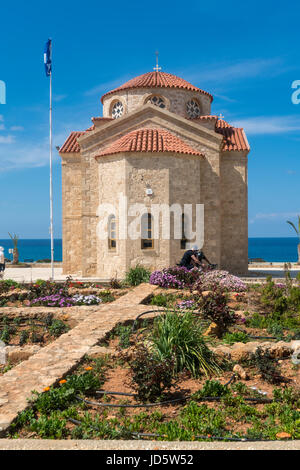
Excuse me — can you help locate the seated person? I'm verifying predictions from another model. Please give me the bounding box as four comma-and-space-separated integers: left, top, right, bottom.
179, 245, 212, 270
0, 247, 5, 277
195, 249, 211, 267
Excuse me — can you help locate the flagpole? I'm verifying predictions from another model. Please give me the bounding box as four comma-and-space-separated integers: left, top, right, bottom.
49, 51, 54, 280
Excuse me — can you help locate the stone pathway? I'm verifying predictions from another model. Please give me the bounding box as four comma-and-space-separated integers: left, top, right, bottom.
0, 283, 157, 436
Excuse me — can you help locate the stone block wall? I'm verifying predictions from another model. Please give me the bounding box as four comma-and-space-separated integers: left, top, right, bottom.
61, 156, 82, 274
220, 151, 248, 273
102, 88, 211, 120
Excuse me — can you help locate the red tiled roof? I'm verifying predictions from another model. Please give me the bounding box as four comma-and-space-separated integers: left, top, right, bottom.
216, 119, 250, 152
95, 128, 204, 158
191, 115, 219, 122
60, 131, 85, 153
60, 127, 94, 153
101, 71, 213, 103
91, 117, 113, 123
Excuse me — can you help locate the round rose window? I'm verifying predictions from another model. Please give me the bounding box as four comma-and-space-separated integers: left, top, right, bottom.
186, 99, 201, 118
112, 101, 124, 119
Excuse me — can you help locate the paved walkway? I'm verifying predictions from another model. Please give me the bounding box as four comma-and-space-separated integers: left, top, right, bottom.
0, 283, 157, 436
0, 438, 299, 450
3, 264, 300, 283
3, 266, 79, 282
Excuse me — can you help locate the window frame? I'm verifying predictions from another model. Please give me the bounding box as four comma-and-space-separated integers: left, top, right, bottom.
111, 100, 124, 119
141, 213, 154, 250
147, 94, 166, 109
108, 215, 117, 251
186, 99, 202, 119
180, 213, 188, 250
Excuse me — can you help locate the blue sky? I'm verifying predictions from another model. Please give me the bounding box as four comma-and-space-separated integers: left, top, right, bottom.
0, 0, 299, 239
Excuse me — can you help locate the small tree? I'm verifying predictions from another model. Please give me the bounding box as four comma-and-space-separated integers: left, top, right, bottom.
286, 216, 300, 264
8, 233, 19, 265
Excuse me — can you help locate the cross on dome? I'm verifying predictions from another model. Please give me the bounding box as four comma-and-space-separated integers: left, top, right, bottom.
153, 51, 161, 72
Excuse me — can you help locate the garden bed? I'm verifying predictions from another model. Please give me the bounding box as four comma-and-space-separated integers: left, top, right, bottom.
0, 313, 71, 375
0, 278, 129, 308
4, 269, 300, 442
8, 306, 300, 441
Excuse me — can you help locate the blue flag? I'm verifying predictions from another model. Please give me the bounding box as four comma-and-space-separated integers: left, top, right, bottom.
44, 39, 52, 76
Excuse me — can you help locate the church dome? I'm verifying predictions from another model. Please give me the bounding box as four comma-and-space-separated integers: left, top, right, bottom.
101, 71, 213, 104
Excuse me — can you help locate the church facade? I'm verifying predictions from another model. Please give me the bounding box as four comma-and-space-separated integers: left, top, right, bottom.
59, 71, 250, 278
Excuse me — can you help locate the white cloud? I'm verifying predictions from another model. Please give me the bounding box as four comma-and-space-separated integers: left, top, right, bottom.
214, 93, 237, 103
0, 135, 15, 144
182, 58, 287, 85
0, 124, 5, 131
231, 115, 300, 135
84, 75, 132, 97
10, 126, 24, 131
0, 121, 89, 172
53, 94, 67, 102
250, 212, 300, 224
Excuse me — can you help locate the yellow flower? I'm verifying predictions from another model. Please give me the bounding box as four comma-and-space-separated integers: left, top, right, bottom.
59, 379, 67, 384
43, 387, 50, 392
84, 366, 93, 371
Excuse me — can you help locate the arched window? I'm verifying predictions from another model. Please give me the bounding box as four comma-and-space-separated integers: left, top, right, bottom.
181, 213, 187, 249
111, 101, 124, 119
147, 95, 166, 109
108, 215, 116, 250
141, 213, 154, 249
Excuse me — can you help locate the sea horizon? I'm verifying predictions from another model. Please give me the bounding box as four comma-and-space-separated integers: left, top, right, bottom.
0, 237, 299, 263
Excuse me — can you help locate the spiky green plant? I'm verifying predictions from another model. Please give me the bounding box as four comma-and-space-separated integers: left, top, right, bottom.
286, 216, 300, 263
125, 264, 151, 286
8, 232, 19, 265
150, 311, 220, 377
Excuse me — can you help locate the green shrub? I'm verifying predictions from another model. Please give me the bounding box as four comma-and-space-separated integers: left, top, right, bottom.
193, 380, 230, 398
197, 288, 237, 334
150, 293, 175, 307
31, 331, 44, 343
32, 372, 103, 414
125, 265, 151, 286
267, 323, 284, 340
48, 320, 69, 338
129, 345, 175, 402
113, 324, 132, 349
0, 326, 10, 344
19, 330, 29, 346
151, 311, 219, 377
29, 412, 67, 439
251, 347, 283, 384
35, 279, 47, 286
222, 331, 250, 345
273, 387, 300, 406
247, 312, 300, 331
0, 279, 20, 291
98, 290, 115, 303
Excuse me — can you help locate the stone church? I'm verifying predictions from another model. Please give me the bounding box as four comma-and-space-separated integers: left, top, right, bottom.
59, 70, 250, 278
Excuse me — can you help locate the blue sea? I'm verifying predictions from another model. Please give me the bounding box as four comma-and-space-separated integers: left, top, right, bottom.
0, 238, 298, 263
